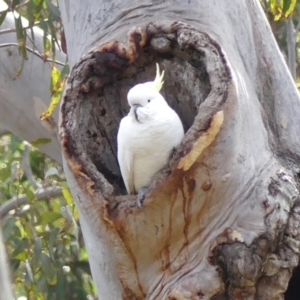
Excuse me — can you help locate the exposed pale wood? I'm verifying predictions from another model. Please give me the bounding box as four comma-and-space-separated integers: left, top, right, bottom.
59, 0, 300, 299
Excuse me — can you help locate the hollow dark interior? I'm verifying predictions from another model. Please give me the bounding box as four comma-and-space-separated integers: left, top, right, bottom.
76, 39, 211, 194
285, 265, 300, 300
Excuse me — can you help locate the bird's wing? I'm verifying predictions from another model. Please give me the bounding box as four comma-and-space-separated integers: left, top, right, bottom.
117, 118, 135, 194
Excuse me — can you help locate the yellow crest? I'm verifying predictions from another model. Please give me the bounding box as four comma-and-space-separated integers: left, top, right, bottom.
153, 63, 165, 92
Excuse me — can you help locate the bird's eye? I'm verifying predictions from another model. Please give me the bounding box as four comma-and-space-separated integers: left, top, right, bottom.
147, 99, 151, 103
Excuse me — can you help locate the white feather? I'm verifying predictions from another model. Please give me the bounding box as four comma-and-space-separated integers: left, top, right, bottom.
117, 74, 184, 194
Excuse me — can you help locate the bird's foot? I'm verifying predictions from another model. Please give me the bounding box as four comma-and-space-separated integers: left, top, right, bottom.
168, 147, 177, 168
170, 147, 177, 159
137, 187, 147, 208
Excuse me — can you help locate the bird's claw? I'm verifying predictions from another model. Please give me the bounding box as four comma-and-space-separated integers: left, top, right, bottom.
171, 147, 177, 157
137, 187, 147, 208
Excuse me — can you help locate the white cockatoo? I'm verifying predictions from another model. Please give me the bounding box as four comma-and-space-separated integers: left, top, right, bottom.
117, 63, 184, 206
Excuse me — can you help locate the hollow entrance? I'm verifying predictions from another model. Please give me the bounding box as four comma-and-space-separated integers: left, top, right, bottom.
285, 266, 300, 300
75, 41, 211, 194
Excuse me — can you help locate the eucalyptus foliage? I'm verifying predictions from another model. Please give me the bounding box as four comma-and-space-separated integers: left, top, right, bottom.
0, 134, 97, 299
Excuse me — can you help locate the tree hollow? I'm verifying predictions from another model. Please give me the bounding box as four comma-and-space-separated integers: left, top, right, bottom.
60, 21, 229, 201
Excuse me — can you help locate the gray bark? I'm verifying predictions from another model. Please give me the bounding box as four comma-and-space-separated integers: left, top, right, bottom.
59, 0, 300, 299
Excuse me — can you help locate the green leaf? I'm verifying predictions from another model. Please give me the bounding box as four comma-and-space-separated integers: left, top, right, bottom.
2, 218, 17, 241
50, 66, 60, 91
13, 58, 25, 80
59, 181, 69, 189
40, 18, 50, 55
70, 261, 91, 275
0, 163, 11, 182
14, 16, 28, 60
30, 138, 51, 146
48, 228, 59, 260
12, 0, 21, 9
0, 10, 8, 27
46, 1, 61, 20
10, 134, 22, 153
283, 0, 296, 18
53, 272, 65, 300
40, 253, 57, 285
26, 0, 35, 25
62, 188, 73, 206
12, 238, 29, 259
25, 189, 35, 201
10, 258, 21, 272
269, 0, 283, 21
40, 65, 68, 120
35, 212, 63, 226
29, 149, 46, 179
60, 61, 70, 78
33, 237, 42, 267
49, 25, 59, 54
23, 222, 34, 239
269, 0, 297, 20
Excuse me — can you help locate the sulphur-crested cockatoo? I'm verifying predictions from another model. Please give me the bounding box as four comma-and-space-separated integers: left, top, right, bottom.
117, 63, 184, 206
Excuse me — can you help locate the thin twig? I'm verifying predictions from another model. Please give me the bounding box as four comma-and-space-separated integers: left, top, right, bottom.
0, 186, 62, 219
21, 142, 42, 189
0, 20, 45, 35
14, 0, 30, 10
0, 0, 29, 14
0, 43, 65, 66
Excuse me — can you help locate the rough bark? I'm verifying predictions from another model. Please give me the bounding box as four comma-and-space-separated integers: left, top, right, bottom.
0, 1, 66, 164
59, 0, 300, 299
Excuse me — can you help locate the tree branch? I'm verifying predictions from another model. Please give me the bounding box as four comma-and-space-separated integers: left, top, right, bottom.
0, 3, 65, 164
14, 0, 30, 10
0, 186, 62, 219
0, 20, 46, 35
0, 43, 65, 66
0, 0, 30, 12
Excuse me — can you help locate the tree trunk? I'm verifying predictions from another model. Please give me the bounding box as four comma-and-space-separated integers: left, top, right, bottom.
59, 0, 300, 299
0, 1, 65, 164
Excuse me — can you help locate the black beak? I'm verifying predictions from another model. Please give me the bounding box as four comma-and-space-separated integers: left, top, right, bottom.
133, 104, 142, 122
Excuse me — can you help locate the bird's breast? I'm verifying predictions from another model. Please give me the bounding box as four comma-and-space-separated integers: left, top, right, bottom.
118, 107, 184, 193
130, 118, 177, 150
